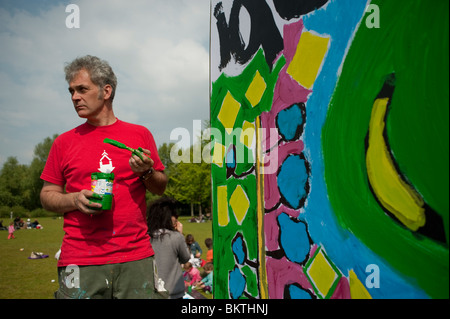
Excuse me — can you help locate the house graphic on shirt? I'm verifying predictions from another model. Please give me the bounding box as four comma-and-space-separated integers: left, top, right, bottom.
99, 151, 115, 173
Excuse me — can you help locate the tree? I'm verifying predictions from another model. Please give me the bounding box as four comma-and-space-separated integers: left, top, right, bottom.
26, 134, 58, 209
165, 120, 212, 217
0, 157, 28, 207
0, 134, 57, 211
157, 142, 176, 176
168, 159, 210, 216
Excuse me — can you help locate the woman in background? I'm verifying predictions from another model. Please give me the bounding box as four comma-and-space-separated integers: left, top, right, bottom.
147, 197, 190, 299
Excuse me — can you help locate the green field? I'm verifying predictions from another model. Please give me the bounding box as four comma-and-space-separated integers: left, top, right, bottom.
0, 216, 212, 299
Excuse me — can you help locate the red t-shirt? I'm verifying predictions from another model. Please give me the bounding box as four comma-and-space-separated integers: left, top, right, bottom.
41, 119, 165, 267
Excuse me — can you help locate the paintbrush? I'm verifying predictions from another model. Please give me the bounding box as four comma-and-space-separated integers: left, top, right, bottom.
103, 138, 150, 161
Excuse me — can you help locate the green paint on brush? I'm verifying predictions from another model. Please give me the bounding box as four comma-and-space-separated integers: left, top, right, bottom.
103, 138, 148, 161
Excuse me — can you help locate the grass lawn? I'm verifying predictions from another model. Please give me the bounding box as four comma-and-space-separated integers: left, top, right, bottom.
0, 217, 64, 299
175, 216, 214, 299
0, 215, 212, 299
178, 216, 213, 261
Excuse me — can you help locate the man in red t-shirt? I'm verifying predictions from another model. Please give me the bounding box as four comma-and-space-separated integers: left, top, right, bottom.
40, 55, 168, 299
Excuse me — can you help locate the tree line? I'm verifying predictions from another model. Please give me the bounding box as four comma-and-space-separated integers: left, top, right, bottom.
0, 135, 211, 219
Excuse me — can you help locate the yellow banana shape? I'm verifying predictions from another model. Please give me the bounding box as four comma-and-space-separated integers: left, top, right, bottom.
365, 74, 446, 244
366, 74, 426, 232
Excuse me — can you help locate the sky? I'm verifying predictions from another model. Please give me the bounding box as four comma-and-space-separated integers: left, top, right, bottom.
0, 0, 210, 167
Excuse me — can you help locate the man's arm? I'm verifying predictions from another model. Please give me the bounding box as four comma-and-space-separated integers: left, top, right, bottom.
140, 169, 168, 196
40, 181, 102, 215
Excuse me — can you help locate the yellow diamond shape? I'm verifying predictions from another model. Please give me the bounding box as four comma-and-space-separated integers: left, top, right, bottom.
229, 185, 250, 225
218, 91, 241, 134
287, 30, 330, 89
245, 70, 267, 108
306, 248, 339, 298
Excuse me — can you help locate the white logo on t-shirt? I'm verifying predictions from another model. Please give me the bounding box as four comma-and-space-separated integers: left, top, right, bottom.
99, 151, 115, 173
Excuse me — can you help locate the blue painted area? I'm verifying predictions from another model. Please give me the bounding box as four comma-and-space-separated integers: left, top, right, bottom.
277, 154, 309, 209
288, 284, 313, 299
276, 103, 304, 141
229, 266, 246, 299
232, 235, 246, 264
300, 0, 428, 298
226, 146, 236, 169
278, 213, 310, 264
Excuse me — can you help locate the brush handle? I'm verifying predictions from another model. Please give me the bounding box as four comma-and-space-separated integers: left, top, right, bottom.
103, 138, 150, 161
104, 138, 134, 152
134, 147, 152, 161
104, 138, 127, 149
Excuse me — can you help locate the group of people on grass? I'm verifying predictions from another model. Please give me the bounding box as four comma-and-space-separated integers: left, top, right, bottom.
2, 218, 42, 240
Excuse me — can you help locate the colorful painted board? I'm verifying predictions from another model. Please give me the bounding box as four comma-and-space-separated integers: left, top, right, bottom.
210, 0, 449, 299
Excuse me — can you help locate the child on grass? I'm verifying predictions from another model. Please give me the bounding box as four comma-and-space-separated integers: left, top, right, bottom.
197, 262, 213, 293
205, 238, 213, 263
186, 234, 205, 267
185, 234, 202, 258
7, 222, 15, 239
183, 262, 202, 289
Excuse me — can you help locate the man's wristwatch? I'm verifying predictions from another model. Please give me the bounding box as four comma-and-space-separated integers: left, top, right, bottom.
140, 167, 155, 182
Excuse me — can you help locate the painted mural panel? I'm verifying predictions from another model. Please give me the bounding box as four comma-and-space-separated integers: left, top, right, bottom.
210, 0, 449, 299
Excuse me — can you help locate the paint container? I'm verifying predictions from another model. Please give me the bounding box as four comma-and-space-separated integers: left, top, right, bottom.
90, 172, 114, 210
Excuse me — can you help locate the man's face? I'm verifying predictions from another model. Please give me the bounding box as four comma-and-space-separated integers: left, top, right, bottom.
68, 69, 105, 119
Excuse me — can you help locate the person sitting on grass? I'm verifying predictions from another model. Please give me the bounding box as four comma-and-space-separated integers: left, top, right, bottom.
183, 262, 202, 289
186, 234, 205, 267
185, 234, 202, 258
196, 262, 213, 294
205, 238, 213, 263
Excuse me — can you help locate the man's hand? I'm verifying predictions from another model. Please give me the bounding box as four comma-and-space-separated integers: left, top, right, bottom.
128, 148, 168, 196
175, 220, 183, 233
40, 181, 102, 215
129, 148, 154, 176
73, 190, 103, 215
